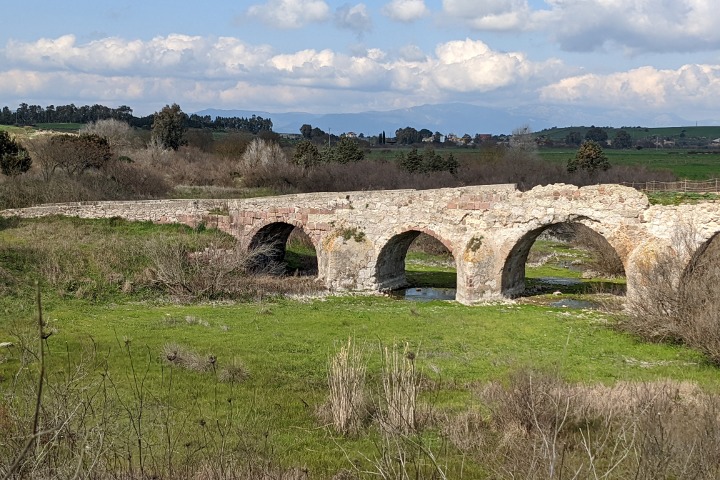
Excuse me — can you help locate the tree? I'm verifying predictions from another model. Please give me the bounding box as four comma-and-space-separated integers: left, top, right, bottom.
300, 124, 313, 139
422, 147, 444, 173
319, 145, 337, 163
567, 140, 610, 174
151, 103, 187, 150
293, 140, 321, 169
79, 118, 136, 149
334, 137, 364, 163
48, 134, 113, 176
397, 148, 422, 173
445, 152, 458, 175
565, 130, 582, 146
418, 128, 433, 140
395, 127, 420, 145
240, 138, 287, 169
612, 129, 633, 149
0, 131, 31, 176
585, 125, 608, 143
509, 125, 536, 152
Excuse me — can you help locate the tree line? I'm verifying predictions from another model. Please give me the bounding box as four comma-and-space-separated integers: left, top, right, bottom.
0, 102, 273, 134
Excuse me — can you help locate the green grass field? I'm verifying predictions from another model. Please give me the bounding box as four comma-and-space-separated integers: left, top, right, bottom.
3, 292, 718, 477
539, 147, 720, 179
34, 122, 84, 132
2, 217, 719, 477
366, 144, 720, 180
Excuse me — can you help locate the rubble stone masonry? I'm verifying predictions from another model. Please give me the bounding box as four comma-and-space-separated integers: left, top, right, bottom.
3, 184, 719, 304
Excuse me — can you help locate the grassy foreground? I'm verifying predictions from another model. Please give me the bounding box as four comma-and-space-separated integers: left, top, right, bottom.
3, 293, 719, 476
2, 217, 720, 478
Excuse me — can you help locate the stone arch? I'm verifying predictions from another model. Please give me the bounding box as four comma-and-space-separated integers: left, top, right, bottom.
500, 220, 625, 297
374, 228, 454, 291
247, 221, 318, 274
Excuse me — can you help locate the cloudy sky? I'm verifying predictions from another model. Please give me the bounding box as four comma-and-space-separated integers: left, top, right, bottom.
1, 0, 719, 128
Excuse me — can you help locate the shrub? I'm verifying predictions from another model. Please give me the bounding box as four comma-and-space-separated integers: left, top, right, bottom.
624, 226, 720, 363
567, 140, 610, 174
463, 369, 720, 479
79, 118, 138, 150
50, 133, 113, 176
0, 131, 31, 177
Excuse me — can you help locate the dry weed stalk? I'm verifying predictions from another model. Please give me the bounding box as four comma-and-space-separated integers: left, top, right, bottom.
327, 337, 367, 435
380, 343, 418, 434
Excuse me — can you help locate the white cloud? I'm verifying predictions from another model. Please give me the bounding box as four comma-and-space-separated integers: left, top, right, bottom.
0, 34, 558, 113
382, 0, 429, 22
430, 38, 550, 92
246, 0, 330, 29
335, 3, 372, 35
541, 0, 720, 53
441, 0, 720, 53
6, 34, 209, 74
540, 64, 720, 111
442, 0, 533, 31
398, 44, 426, 62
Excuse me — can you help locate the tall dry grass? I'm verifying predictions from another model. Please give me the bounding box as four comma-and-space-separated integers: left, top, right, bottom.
326, 338, 368, 436
435, 368, 720, 479
379, 343, 419, 435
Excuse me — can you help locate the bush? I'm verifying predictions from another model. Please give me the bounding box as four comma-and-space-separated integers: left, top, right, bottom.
0, 131, 31, 177
624, 226, 720, 363
449, 368, 720, 479
567, 140, 610, 174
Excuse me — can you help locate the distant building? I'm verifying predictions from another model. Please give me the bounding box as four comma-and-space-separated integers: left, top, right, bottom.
280, 133, 302, 140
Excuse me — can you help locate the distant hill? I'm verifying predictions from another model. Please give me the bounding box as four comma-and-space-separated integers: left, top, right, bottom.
195, 103, 720, 137
196, 103, 540, 136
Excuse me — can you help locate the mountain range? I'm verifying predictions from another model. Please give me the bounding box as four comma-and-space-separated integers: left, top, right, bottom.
195, 103, 700, 137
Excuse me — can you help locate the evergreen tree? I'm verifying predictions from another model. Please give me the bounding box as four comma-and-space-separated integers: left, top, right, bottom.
568, 140, 610, 174
445, 152, 459, 175
398, 148, 422, 173
293, 139, 320, 168
151, 103, 187, 150
0, 131, 31, 176
334, 137, 364, 163
612, 129, 633, 149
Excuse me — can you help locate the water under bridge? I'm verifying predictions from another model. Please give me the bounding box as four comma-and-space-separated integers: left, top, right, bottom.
3, 183, 719, 305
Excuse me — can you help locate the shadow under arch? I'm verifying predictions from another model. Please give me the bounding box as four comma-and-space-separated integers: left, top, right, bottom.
501, 221, 625, 298
375, 229, 455, 294
248, 221, 318, 275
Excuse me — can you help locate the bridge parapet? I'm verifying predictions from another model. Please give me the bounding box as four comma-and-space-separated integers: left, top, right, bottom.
2, 184, 718, 305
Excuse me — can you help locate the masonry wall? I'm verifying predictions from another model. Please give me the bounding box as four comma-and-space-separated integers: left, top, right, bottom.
2, 184, 719, 304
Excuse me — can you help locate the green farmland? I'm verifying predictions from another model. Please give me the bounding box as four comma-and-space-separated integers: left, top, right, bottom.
539, 147, 720, 179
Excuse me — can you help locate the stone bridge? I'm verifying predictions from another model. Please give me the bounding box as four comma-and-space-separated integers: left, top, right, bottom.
2, 184, 719, 305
